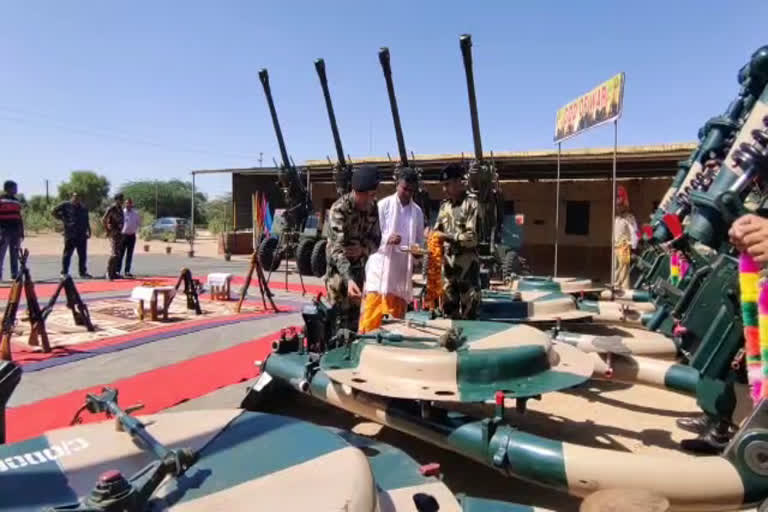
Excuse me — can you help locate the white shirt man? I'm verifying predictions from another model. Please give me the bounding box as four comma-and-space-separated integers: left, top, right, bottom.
122, 207, 141, 236
360, 171, 424, 332
119, 199, 141, 278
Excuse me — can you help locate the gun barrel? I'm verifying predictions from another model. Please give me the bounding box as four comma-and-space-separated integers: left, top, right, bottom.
378, 47, 409, 166
314, 59, 346, 168
459, 34, 483, 161
258, 68, 291, 169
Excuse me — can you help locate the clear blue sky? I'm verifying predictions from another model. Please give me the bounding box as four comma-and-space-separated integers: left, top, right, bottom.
2, 1, 766, 200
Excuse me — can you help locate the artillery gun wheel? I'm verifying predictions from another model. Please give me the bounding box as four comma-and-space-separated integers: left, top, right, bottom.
311, 239, 328, 277
502, 250, 530, 280
258, 236, 282, 272
296, 238, 316, 275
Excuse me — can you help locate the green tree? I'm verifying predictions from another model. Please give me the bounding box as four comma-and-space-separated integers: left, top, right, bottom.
25, 195, 51, 214
118, 180, 207, 223
204, 194, 233, 234
58, 171, 110, 212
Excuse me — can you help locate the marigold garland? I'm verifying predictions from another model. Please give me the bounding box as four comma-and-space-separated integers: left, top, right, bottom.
424, 232, 443, 310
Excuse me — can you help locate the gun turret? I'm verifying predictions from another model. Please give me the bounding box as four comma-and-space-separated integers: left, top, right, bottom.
685, 46, 768, 248
377, 47, 431, 223
378, 48, 410, 167
459, 34, 503, 251
258, 68, 310, 232
314, 58, 352, 196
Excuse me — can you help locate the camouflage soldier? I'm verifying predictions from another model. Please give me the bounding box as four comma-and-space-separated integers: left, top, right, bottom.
101, 193, 125, 280
432, 164, 481, 319
325, 165, 381, 331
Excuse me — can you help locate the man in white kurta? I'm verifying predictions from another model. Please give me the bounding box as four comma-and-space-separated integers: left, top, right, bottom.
359, 169, 424, 333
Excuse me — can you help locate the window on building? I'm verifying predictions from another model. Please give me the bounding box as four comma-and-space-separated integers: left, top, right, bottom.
565, 201, 590, 235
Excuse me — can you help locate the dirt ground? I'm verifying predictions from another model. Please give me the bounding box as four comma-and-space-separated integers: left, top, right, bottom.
21, 230, 239, 260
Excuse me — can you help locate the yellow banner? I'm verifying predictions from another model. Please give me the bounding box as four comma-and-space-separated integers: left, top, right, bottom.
554, 72, 625, 143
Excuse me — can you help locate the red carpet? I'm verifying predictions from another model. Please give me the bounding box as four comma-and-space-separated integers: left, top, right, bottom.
6, 329, 290, 442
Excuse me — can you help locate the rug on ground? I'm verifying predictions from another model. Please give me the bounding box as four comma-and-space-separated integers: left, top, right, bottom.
11, 297, 293, 371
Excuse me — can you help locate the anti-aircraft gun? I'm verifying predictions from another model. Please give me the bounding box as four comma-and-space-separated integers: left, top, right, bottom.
377, 47, 433, 225
257, 68, 313, 276
629, 46, 768, 452
459, 34, 526, 283
632, 49, 768, 289
299, 57, 356, 279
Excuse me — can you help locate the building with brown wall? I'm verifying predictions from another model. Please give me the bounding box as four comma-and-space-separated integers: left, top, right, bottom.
221, 142, 695, 280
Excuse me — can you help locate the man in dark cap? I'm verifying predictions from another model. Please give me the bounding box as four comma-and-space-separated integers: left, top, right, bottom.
431, 163, 481, 319
101, 193, 125, 280
325, 164, 381, 331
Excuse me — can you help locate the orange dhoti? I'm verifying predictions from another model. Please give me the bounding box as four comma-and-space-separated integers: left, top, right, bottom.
358, 292, 408, 333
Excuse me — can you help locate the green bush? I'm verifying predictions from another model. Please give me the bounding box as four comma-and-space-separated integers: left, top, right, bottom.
140, 225, 154, 241
89, 211, 105, 238
163, 232, 177, 243
137, 209, 155, 241
23, 209, 56, 233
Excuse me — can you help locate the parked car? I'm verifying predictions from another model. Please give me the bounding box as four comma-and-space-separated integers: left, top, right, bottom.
148, 217, 189, 240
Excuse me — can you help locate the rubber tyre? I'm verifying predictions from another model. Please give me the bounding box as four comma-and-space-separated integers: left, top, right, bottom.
502, 250, 530, 280
258, 236, 282, 272
311, 239, 327, 278
296, 238, 316, 275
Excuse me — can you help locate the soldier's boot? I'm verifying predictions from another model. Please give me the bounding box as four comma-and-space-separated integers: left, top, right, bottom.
680, 416, 733, 454
676, 413, 711, 434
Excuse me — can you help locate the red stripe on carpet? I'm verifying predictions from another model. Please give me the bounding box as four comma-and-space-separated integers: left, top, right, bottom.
0, 276, 177, 300
230, 275, 326, 297
10, 304, 286, 365
0, 275, 326, 300
6, 330, 287, 442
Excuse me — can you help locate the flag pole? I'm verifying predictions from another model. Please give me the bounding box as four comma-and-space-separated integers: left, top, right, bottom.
554, 142, 561, 277
610, 119, 618, 287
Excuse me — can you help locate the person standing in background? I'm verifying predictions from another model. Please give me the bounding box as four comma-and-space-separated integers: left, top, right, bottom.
0, 180, 24, 281
119, 198, 140, 279
101, 193, 125, 280
52, 192, 92, 279
613, 185, 638, 289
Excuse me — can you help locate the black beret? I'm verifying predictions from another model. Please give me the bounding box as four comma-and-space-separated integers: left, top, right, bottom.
351, 165, 380, 192
440, 163, 465, 182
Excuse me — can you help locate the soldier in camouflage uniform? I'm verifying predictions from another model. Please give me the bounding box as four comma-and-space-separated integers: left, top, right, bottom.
325, 165, 381, 331
432, 164, 481, 319
101, 193, 125, 280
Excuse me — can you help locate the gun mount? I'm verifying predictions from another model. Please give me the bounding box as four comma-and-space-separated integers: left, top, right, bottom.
314, 58, 352, 197
632, 47, 768, 289
649, 60, 762, 244
257, 68, 311, 293
459, 34, 509, 279
686, 46, 768, 248
377, 47, 432, 224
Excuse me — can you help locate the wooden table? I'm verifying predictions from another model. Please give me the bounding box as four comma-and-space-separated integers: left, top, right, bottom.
131, 286, 176, 321
207, 273, 233, 301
